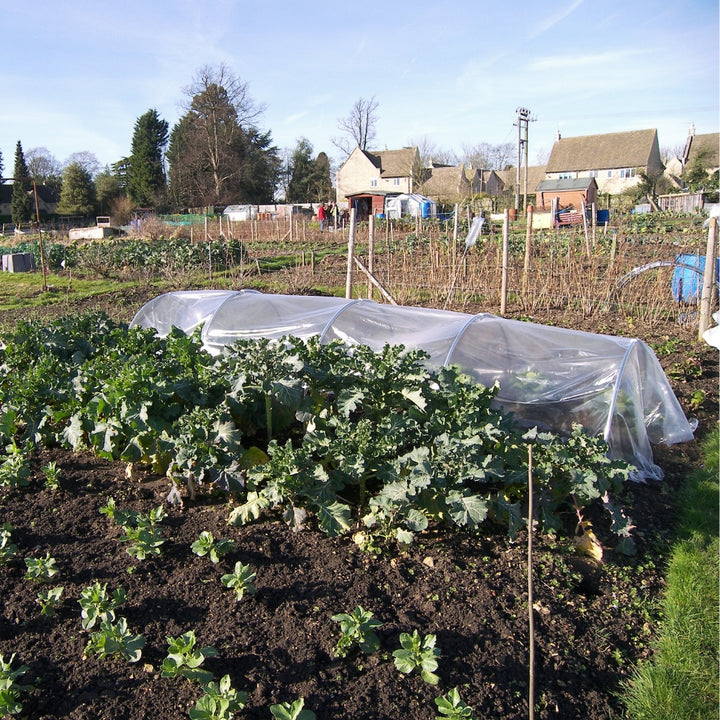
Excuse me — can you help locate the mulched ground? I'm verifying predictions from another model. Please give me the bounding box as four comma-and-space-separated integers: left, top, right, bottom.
0, 287, 717, 720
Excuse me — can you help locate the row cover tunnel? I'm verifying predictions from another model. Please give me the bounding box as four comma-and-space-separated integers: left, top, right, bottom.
130, 290, 697, 480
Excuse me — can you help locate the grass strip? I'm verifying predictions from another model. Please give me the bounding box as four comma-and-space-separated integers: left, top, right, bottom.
623, 427, 719, 720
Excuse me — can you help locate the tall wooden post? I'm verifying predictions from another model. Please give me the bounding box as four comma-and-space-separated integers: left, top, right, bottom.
581, 199, 591, 258
524, 204, 534, 277
367, 213, 375, 299
345, 208, 357, 299
501, 209, 509, 315
698, 217, 718, 339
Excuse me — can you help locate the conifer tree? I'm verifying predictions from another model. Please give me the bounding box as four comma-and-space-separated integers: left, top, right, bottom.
128, 109, 169, 207
287, 138, 315, 203
57, 162, 96, 217
11, 141, 33, 226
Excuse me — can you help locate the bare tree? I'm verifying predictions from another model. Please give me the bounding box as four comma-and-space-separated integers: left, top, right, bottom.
534, 147, 551, 166
408, 136, 458, 168
183, 64, 260, 202
26, 147, 63, 184
332, 97, 379, 156
460, 142, 514, 170
661, 143, 685, 164
169, 64, 277, 205
182, 63, 266, 127
63, 151, 101, 178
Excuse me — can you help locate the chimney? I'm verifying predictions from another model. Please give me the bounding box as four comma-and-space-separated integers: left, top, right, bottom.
555, 129, 562, 141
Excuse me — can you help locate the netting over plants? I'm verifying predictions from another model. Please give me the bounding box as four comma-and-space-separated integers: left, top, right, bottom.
130, 290, 695, 480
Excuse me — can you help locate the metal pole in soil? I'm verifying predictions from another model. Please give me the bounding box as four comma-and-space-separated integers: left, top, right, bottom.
527, 444, 536, 720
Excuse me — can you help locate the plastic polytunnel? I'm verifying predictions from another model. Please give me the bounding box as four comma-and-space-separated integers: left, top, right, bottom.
130, 290, 696, 480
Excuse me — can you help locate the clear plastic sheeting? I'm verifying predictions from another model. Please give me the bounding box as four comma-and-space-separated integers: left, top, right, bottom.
130, 291, 696, 480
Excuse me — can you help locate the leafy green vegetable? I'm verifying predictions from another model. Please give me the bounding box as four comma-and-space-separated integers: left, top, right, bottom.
84, 617, 145, 662
78, 581, 128, 630
24, 553, 59, 582
331, 605, 382, 657
434, 687, 477, 719
392, 630, 441, 684
0, 524, 18, 564
161, 630, 217, 683
36, 586, 63, 617
191, 531, 235, 563
269, 697, 316, 720
103, 502, 167, 560
0, 653, 32, 716
0, 315, 636, 552
189, 674, 247, 720
220, 562, 256, 601
0, 440, 31, 488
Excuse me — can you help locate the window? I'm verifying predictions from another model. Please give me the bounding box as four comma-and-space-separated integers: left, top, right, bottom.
559, 172, 573, 179
619, 168, 636, 179
393, 178, 401, 186
607, 170, 613, 178
370, 179, 378, 187
588, 170, 598, 178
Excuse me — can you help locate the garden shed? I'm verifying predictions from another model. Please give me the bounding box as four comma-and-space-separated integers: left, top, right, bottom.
130, 290, 696, 481
536, 177, 598, 211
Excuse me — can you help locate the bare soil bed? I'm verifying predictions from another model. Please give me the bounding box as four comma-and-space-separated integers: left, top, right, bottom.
0, 287, 717, 720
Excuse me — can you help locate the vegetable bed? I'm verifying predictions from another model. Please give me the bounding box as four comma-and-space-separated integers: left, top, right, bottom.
0, 290, 716, 720
0, 446, 671, 719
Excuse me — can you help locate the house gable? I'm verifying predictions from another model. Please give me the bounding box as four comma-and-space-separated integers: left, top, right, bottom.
336, 146, 418, 202
683, 132, 719, 173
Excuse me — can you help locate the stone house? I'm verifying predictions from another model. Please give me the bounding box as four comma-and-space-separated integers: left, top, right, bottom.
544, 128, 664, 194
335, 146, 420, 205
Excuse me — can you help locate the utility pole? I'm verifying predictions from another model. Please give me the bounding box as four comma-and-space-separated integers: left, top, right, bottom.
514, 107, 533, 213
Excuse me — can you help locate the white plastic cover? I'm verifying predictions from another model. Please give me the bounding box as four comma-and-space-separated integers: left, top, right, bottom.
130, 291, 696, 480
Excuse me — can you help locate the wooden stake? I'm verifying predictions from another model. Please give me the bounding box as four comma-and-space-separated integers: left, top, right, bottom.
524, 204, 534, 281
581, 199, 591, 258
345, 208, 357, 299
368, 213, 375, 299
501, 209, 509, 315
353, 256, 397, 304
699, 217, 718, 339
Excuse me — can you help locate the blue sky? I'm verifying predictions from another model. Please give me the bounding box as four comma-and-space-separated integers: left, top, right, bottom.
1, 0, 717, 173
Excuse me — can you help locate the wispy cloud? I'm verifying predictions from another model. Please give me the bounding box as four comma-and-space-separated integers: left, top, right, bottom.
528, 48, 644, 72
284, 111, 309, 125
527, 0, 586, 39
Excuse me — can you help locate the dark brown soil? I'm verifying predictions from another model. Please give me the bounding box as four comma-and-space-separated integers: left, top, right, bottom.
0, 288, 717, 720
